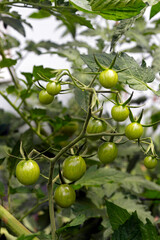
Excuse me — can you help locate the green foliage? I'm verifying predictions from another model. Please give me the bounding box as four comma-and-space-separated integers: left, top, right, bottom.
150, 2, 160, 19
70, 0, 146, 20
0, 58, 17, 68
0, 1, 160, 240
106, 202, 160, 240
106, 200, 130, 230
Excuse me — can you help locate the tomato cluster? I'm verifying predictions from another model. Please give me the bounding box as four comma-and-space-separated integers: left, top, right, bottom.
54, 155, 86, 208
39, 81, 61, 105
35, 59, 159, 212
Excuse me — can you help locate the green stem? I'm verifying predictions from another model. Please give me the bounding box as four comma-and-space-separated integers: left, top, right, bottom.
0, 205, 39, 239
50, 93, 93, 164
19, 198, 48, 222
7, 177, 11, 212
88, 73, 99, 88
85, 132, 125, 138
46, 93, 93, 239
47, 162, 56, 240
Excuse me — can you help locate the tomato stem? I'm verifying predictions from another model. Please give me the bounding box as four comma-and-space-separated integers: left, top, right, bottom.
48, 161, 57, 240
0, 205, 39, 239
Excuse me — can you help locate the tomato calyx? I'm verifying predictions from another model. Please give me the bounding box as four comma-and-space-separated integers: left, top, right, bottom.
129, 109, 144, 124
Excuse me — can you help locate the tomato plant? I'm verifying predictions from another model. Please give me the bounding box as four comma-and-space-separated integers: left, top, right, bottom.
125, 122, 143, 140
62, 155, 86, 181
144, 156, 158, 169
86, 118, 107, 138
46, 81, 61, 95
99, 69, 118, 89
54, 184, 76, 208
111, 105, 129, 122
39, 90, 54, 105
98, 142, 118, 164
16, 159, 40, 185
1, 1, 160, 240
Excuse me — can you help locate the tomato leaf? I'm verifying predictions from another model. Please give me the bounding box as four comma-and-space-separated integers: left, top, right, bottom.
33, 65, 57, 80
111, 9, 145, 51
70, 0, 146, 20
56, 214, 86, 235
0, 58, 17, 68
29, 9, 51, 19
106, 200, 130, 231
74, 87, 89, 111
81, 53, 159, 95
150, 2, 160, 19
112, 212, 160, 240
75, 166, 129, 187
17, 234, 38, 240
0, 16, 26, 36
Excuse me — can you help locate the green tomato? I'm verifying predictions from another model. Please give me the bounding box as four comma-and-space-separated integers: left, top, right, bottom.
111, 105, 129, 122
61, 121, 79, 136
125, 122, 143, 140
39, 90, 54, 105
99, 69, 118, 89
144, 156, 158, 169
87, 118, 107, 136
46, 81, 61, 96
54, 184, 76, 208
98, 142, 118, 164
16, 159, 40, 185
63, 155, 86, 181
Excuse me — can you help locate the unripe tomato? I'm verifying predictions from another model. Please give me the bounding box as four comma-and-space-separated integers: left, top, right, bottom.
61, 121, 79, 136
16, 159, 40, 185
54, 184, 76, 208
111, 105, 129, 122
144, 156, 158, 169
125, 122, 143, 140
99, 69, 118, 89
87, 118, 107, 138
39, 90, 54, 105
46, 81, 61, 96
98, 142, 118, 164
63, 156, 86, 181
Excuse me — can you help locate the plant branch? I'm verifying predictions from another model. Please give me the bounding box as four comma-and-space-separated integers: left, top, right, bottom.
0, 205, 39, 239
47, 161, 56, 240
85, 132, 125, 138
19, 198, 48, 222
